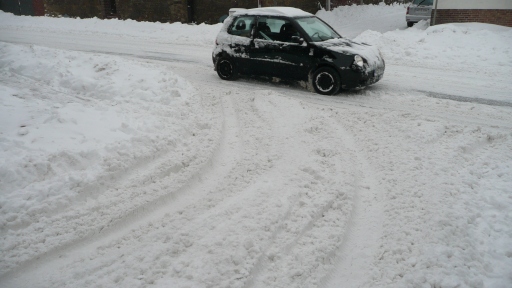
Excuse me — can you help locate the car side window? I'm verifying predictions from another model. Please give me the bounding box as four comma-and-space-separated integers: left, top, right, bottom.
228, 16, 256, 38
255, 17, 301, 43
412, 0, 433, 5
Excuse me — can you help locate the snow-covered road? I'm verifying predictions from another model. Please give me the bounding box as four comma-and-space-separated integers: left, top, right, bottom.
1, 4, 511, 288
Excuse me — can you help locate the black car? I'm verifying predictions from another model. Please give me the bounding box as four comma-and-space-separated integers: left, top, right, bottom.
212, 7, 385, 95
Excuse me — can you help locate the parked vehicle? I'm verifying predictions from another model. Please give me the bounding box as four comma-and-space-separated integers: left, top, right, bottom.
406, 0, 433, 27
212, 7, 385, 95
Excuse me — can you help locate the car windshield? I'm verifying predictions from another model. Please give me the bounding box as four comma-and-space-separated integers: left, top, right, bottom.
412, 0, 433, 5
295, 17, 341, 42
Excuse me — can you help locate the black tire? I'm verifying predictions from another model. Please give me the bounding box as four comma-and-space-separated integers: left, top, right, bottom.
216, 57, 238, 80
311, 67, 341, 95
407, 21, 414, 28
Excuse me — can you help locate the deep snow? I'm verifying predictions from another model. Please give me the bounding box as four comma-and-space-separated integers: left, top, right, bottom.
0, 3, 511, 288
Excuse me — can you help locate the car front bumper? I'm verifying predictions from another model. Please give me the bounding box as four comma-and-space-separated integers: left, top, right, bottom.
406, 15, 431, 23
340, 60, 385, 89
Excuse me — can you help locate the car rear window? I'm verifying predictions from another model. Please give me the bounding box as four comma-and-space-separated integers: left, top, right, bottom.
412, 0, 433, 5
228, 16, 256, 38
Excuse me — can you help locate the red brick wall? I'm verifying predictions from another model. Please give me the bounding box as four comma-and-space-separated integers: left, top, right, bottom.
331, 0, 402, 7
44, 0, 104, 18
433, 9, 512, 27
33, 0, 44, 16
195, 0, 321, 24
116, 0, 187, 23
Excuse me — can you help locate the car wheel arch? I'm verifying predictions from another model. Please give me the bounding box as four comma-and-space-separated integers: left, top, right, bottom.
310, 63, 342, 85
309, 65, 342, 95
216, 56, 238, 80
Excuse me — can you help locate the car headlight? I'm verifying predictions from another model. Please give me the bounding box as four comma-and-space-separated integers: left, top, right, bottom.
354, 55, 364, 67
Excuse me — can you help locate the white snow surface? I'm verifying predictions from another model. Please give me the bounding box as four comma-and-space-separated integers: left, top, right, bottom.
1, 3, 512, 288
317, 3, 408, 38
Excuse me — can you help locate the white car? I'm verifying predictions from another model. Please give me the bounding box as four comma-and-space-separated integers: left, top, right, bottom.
406, 0, 433, 27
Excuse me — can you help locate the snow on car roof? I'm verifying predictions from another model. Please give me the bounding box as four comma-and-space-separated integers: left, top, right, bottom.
233, 7, 313, 18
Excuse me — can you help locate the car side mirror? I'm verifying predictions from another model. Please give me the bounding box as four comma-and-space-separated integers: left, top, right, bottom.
291, 36, 304, 45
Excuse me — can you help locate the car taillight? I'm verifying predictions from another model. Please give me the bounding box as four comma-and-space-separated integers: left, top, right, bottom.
406, 6, 409, 14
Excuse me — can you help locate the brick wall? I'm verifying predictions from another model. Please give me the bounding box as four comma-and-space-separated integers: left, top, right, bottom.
193, 0, 255, 24
433, 9, 512, 27
44, 0, 103, 18
331, 0, 406, 7
40, 0, 412, 24
117, 0, 187, 23
194, 0, 322, 24
34, 0, 44, 16
0, 0, 21, 14
1, 0, 45, 15
279, 0, 319, 13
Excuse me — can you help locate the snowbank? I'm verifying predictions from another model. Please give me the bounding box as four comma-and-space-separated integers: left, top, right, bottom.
0, 42, 222, 274
354, 22, 512, 71
0, 11, 221, 47
316, 3, 407, 38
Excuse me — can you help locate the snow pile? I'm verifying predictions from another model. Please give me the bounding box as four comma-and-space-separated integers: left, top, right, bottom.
364, 122, 512, 288
0, 42, 222, 274
0, 11, 221, 47
354, 22, 512, 71
317, 3, 407, 38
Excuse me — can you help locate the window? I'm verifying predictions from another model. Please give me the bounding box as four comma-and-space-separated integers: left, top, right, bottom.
412, 0, 433, 5
295, 17, 340, 42
228, 16, 256, 38
255, 17, 301, 43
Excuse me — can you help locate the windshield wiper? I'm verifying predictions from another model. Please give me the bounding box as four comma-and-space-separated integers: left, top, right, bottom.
417, 0, 427, 6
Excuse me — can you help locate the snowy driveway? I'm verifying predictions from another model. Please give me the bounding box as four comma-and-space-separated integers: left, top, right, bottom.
1, 5, 511, 288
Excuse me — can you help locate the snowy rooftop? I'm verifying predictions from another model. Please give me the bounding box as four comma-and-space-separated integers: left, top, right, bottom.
233, 7, 313, 18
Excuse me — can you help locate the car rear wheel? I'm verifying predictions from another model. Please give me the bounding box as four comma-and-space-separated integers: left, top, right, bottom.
312, 67, 341, 95
216, 57, 238, 80
407, 21, 414, 27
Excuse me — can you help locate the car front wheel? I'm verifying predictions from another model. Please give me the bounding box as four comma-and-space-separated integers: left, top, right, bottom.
311, 67, 341, 95
216, 57, 238, 80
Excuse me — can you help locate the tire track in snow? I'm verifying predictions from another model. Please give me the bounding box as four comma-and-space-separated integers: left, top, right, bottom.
166, 63, 385, 287
32, 88, 296, 287
319, 121, 385, 288
239, 103, 364, 288
289, 90, 512, 131
0, 67, 223, 275
0, 92, 240, 286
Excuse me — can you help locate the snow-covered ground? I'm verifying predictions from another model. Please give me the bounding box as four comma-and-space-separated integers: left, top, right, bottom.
1, 3, 511, 288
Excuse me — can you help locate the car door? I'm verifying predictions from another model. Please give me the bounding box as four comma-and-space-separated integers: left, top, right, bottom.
249, 17, 311, 80
226, 16, 256, 74
246, 17, 280, 77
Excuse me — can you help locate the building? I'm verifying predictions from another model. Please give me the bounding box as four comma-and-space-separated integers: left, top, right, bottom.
0, 0, 44, 16
0, 0, 319, 24
1, 1, 405, 24
432, 0, 512, 27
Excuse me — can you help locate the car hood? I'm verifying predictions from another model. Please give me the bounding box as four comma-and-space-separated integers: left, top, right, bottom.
313, 38, 383, 70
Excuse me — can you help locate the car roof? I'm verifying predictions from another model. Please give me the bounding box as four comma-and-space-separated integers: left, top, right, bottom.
233, 7, 313, 18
